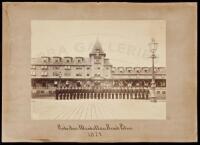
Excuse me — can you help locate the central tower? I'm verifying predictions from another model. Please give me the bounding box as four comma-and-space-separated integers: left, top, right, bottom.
89, 39, 106, 79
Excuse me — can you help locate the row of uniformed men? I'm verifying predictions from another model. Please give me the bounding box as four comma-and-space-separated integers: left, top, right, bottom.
55, 87, 150, 100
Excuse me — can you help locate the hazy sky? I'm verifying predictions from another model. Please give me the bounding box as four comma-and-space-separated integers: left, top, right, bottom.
31, 20, 166, 67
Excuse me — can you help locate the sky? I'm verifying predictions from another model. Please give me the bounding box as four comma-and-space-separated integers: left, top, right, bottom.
31, 20, 166, 67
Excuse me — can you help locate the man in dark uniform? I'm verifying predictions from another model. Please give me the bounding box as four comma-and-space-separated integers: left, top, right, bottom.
63, 86, 66, 100
70, 86, 74, 100
122, 86, 125, 99
103, 86, 107, 99
82, 86, 85, 99
59, 86, 62, 100
135, 88, 138, 99
129, 86, 133, 99
65, 87, 69, 100
62, 86, 65, 100
55, 86, 59, 100
145, 88, 150, 100
107, 87, 110, 99
141, 87, 145, 99
68, 86, 72, 100
76, 87, 79, 100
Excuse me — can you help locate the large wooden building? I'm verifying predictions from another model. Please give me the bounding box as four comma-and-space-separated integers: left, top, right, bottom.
31, 40, 166, 99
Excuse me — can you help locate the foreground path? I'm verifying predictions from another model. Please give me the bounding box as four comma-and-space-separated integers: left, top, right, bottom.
31, 99, 166, 120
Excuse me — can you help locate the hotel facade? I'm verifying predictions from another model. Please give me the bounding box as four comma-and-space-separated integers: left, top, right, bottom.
31, 40, 166, 99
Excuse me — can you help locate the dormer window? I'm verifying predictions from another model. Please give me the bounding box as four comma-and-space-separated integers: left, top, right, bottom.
144, 69, 149, 73
127, 67, 132, 73
53, 57, 61, 63
64, 57, 72, 63
42, 57, 49, 63
119, 67, 124, 73
75, 57, 83, 63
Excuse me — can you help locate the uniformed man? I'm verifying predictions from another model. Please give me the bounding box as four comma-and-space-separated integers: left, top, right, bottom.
63, 86, 66, 100
141, 87, 145, 99
55, 86, 59, 100
135, 88, 138, 99
59, 86, 62, 100
145, 88, 150, 99
65, 87, 69, 100
70, 86, 74, 100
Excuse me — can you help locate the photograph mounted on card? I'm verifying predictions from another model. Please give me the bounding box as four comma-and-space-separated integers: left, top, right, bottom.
2, 2, 197, 142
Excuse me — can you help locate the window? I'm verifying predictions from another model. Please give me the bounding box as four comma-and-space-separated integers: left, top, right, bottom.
65, 66, 71, 70
144, 69, 149, 73
43, 58, 49, 63
87, 67, 90, 70
66, 59, 70, 63
54, 58, 61, 63
41, 71, 48, 76
41, 65, 48, 70
77, 59, 81, 63
127, 67, 132, 72
97, 67, 100, 70
87, 74, 90, 76
119, 68, 124, 73
31, 71, 36, 76
53, 66, 60, 70
64, 72, 71, 76
53, 72, 59, 76
94, 59, 100, 64
106, 67, 109, 70
31, 65, 36, 69
162, 91, 166, 94
76, 67, 82, 70
95, 74, 100, 77
76, 74, 82, 76
157, 91, 160, 94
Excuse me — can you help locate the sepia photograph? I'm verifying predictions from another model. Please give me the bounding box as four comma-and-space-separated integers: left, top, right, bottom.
3, 2, 197, 142
31, 20, 166, 120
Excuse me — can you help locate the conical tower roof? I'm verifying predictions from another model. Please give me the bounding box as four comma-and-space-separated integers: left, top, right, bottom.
90, 39, 106, 56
